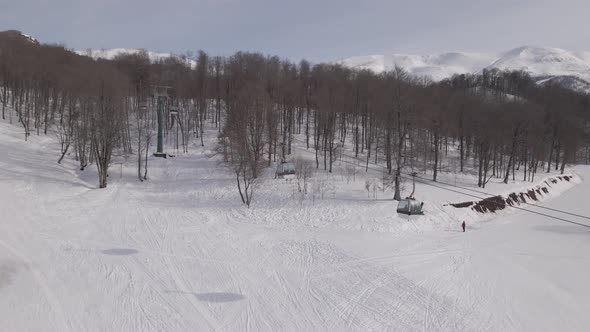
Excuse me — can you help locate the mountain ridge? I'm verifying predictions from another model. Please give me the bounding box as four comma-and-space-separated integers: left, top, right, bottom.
338, 46, 590, 93
6, 30, 588, 94
75, 48, 197, 68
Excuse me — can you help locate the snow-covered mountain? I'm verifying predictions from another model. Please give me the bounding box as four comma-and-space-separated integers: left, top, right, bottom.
76, 48, 196, 68
340, 52, 498, 81
485, 46, 590, 81
15, 33, 590, 94
339, 46, 590, 93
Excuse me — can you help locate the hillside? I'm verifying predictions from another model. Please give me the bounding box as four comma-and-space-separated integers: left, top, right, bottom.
0, 30, 39, 44
75, 48, 197, 68
1, 116, 590, 331
2, 29, 590, 331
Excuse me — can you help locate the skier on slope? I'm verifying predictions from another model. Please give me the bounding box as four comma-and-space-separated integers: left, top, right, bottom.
461, 221, 466, 232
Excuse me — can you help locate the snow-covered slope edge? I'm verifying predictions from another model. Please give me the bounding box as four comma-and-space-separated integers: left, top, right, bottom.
443, 173, 580, 227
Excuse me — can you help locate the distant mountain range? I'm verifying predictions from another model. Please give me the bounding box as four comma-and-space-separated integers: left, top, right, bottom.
71, 45, 590, 95
9, 30, 587, 95
338, 46, 590, 94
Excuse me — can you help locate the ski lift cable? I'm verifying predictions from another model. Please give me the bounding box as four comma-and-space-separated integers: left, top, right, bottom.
410, 177, 590, 229
289, 144, 590, 228
410, 173, 590, 221
290, 137, 590, 221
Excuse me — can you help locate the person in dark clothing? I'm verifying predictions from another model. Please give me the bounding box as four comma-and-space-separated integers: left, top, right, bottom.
461, 221, 466, 232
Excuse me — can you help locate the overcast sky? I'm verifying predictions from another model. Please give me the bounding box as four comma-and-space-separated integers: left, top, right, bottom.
1, 0, 588, 62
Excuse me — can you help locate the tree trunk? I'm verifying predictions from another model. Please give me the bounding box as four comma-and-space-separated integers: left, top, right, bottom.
433, 130, 439, 182
503, 125, 519, 184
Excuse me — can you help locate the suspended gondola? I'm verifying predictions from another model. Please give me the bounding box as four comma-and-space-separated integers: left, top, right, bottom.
275, 161, 296, 179
396, 172, 424, 215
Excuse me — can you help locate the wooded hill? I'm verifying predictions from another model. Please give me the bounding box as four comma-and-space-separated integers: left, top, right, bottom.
1, 30, 589, 198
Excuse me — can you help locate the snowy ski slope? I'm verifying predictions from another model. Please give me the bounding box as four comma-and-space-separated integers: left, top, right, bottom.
1, 119, 589, 331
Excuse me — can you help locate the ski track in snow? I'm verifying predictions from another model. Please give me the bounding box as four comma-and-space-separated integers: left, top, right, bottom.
1, 119, 590, 331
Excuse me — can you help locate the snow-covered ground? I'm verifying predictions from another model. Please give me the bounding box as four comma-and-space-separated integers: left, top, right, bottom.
1, 119, 589, 331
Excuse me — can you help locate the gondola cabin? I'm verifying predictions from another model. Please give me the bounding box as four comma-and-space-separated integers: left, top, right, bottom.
397, 198, 424, 215
276, 161, 296, 178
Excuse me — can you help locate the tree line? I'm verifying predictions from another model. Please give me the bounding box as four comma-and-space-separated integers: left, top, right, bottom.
1, 30, 589, 202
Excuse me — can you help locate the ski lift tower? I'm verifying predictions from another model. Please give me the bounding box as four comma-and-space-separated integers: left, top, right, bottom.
151, 85, 173, 158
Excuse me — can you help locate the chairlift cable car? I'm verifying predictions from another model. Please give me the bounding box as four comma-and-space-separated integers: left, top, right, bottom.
397, 172, 424, 215
275, 160, 296, 179
169, 104, 179, 129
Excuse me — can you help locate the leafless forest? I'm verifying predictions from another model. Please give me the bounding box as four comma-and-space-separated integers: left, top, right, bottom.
1, 30, 589, 198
